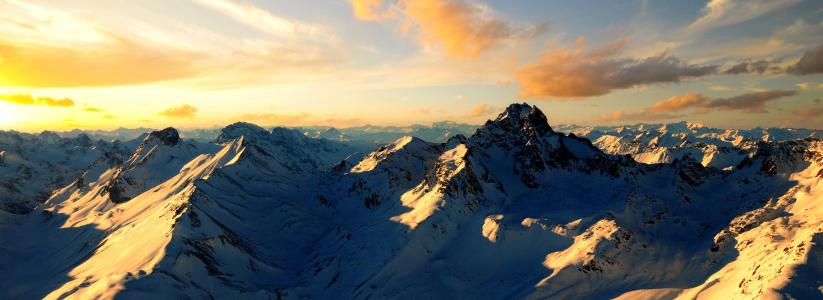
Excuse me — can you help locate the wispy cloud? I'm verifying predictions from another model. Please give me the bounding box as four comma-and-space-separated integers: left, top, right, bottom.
599, 90, 797, 122
0, 93, 74, 107
0, 0, 341, 88
192, 0, 327, 40
159, 104, 198, 118
516, 39, 717, 99
683, 0, 800, 35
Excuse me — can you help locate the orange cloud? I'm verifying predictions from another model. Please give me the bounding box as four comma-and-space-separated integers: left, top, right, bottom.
0, 93, 74, 107
467, 103, 498, 117
599, 90, 797, 122
515, 39, 717, 99
351, 0, 513, 57
351, 0, 391, 21
159, 104, 198, 118
0, 0, 339, 89
404, 0, 511, 57
646, 93, 711, 113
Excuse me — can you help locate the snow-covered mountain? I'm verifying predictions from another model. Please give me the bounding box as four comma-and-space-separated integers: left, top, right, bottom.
0, 130, 137, 215
555, 122, 822, 169
302, 121, 478, 145
0, 104, 820, 299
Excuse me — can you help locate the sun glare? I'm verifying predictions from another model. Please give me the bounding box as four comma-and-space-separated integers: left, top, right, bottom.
0, 102, 21, 127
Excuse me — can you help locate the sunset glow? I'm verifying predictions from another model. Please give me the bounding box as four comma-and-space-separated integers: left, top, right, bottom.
0, 0, 820, 131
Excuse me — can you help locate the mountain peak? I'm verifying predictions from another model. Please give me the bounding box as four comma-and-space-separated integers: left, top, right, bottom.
144, 127, 180, 146
217, 122, 269, 143
484, 103, 554, 137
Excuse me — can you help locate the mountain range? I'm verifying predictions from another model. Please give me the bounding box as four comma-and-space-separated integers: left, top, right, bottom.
0, 103, 820, 299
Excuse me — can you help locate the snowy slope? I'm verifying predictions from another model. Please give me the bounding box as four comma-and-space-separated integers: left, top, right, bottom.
0, 131, 136, 215
0, 104, 820, 299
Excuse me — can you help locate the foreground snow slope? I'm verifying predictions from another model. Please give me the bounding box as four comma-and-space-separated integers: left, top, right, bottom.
0, 105, 820, 299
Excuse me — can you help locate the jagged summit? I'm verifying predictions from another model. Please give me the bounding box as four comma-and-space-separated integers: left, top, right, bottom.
143, 127, 180, 146
472, 103, 555, 146
489, 103, 553, 136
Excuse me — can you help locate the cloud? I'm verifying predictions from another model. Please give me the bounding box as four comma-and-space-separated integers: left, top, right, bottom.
466, 103, 498, 117
0, 0, 339, 88
0, 1, 204, 88
515, 40, 717, 99
351, 0, 391, 21
705, 89, 797, 113
351, 0, 514, 57
83, 105, 103, 112
787, 43, 823, 75
722, 59, 780, 75
192, 0, 326, 39
683, 0, 800, 35
159, 104, 198, 118
598, 90, 797, 122
709, 84, 732, 91
0, 93, 74, 107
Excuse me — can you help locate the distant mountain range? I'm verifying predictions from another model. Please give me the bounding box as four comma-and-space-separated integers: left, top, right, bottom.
0, 104, 820, 299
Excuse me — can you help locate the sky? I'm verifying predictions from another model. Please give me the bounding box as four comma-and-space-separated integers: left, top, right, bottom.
0, 0, 821, 131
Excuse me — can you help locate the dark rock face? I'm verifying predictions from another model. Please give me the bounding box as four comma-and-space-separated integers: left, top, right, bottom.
145, 128, 181, 146
492, 103, 554, 137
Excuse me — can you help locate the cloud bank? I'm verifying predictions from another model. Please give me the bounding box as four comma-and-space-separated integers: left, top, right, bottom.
0, 93, 75, 107
599, 90, 797, 122
788, 43, 823, 75
515, 40, 717, 99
